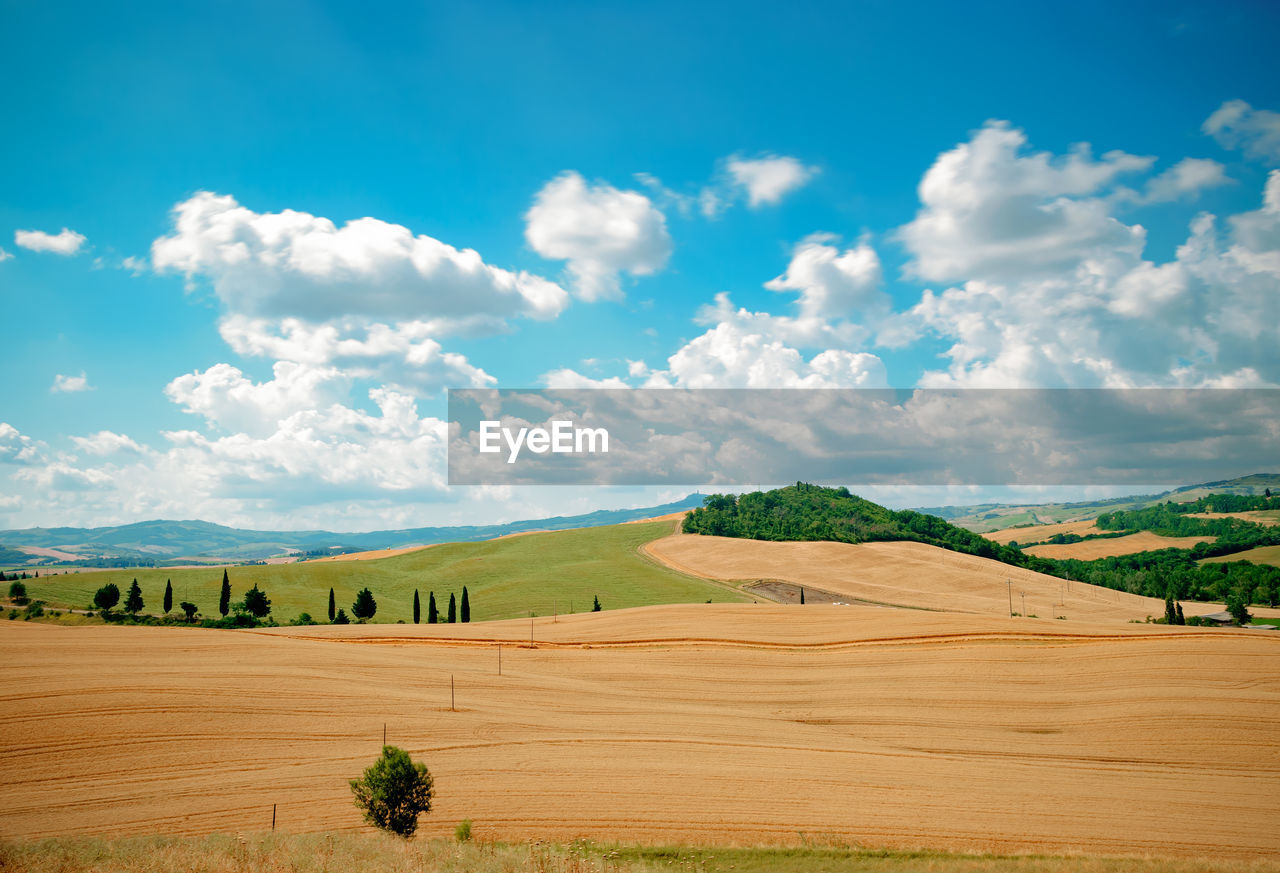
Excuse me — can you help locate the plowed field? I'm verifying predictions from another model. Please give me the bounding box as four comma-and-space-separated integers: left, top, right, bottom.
2, 610, 1277, 859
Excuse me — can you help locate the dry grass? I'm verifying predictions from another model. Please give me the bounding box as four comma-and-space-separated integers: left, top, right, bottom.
1021, 532, 1215, 560
641, 534, 1280, 622
983, 520, 1100, 546
1186, 511, 1280, 526
645, 533, 1160, 621
2, 834, 1278, 873
2, 610, 1278, 860
306, 545, 436, 563
1200, 545, 1280, 568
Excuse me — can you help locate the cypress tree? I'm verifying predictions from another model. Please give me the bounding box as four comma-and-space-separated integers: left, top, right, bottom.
328, 587, 336, 622
800, 587, 805, 605
1164, 595, 1177, 625
163, 579, 173, 614
592, 595, 601, 612
219, 569, 231, 617
413, 589, 421, 624
447, 592, 456, 623
428, 592, 438, 624
461, 586, 470, 623
124, 579, 144, 614
352, 587, 378, 621
1175, 602, 1185, 625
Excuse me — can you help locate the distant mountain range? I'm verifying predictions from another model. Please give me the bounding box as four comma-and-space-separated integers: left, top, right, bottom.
917, 473, 1280, 532
5, 473, 1278, 568
0, 494, 705, 567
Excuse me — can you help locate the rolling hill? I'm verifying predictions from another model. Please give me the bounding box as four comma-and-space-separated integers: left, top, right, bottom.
21, 519, 749, 623
919, 473, 1280, 532
0, 494, 705, 566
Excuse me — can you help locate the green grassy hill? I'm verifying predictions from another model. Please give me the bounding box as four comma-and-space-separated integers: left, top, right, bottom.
22, 521, 746, 624
0, 495, 705, 566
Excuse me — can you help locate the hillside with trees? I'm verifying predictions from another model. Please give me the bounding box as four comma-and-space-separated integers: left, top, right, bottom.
683, 484, 1280, 610
683, 484, 1050, 570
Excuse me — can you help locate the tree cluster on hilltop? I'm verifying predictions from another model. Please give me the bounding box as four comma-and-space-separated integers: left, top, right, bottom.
683, 483, 1280, 608
683, 483, 1048, 571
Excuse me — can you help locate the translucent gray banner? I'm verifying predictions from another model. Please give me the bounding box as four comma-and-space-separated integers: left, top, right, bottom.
447, 389, 1279, 486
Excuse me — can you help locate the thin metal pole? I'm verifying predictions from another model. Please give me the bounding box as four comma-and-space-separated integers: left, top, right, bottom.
383, 723, 386, 746
451, 674, 455, 711
1006, 579, 1013, 617
530, 615, 534, 647
498, 643, 502, 676
272, 803, 276, 831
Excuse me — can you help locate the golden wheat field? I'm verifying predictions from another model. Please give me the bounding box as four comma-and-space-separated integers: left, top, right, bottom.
2, 604, 1278, 861
644, 533, 1246, 622
1020, 532, 1217, 560
983, 520, 1101, 545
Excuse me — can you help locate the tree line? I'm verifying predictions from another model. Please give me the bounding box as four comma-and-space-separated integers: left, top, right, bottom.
77, 569, 478, 628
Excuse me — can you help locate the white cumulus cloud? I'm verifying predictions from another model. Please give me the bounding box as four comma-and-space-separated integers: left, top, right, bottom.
151, 191, 568, 326
165, 361, 351, 437
525, 171, 672, 301
541, 368, 632, 389
649, 321, 887, 389
1203, 99, 1280, 163
726, 155, 818, 208
900, 152, 1280, 388
51, 372, 93, 393
1134, 158, 1231, 204
217, 316, 496, 394
764, 234, 886, 320
71, 431, 149, 456
0, 423, 44, 465
15, 228, 87, 256
899, 121, 1152, 283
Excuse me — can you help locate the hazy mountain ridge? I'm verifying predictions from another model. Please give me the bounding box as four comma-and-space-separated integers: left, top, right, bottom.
918, 473, 1280, 532
1, 495, 704, 566
6, 474, 1278, 567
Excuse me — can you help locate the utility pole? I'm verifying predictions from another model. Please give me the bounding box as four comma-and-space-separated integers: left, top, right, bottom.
1007, 579, 1013, 617
498, 643, 502, 676
451, 674, 455, 711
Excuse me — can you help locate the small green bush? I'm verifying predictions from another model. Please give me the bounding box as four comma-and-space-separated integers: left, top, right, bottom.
350, 745, 434, 838
455, 818, 472, 842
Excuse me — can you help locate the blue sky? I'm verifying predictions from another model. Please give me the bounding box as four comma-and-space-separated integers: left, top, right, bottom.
2, 0, 1278, 530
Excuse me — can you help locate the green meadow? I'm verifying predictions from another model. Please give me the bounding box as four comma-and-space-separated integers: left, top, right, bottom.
19, 521, 746, 623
